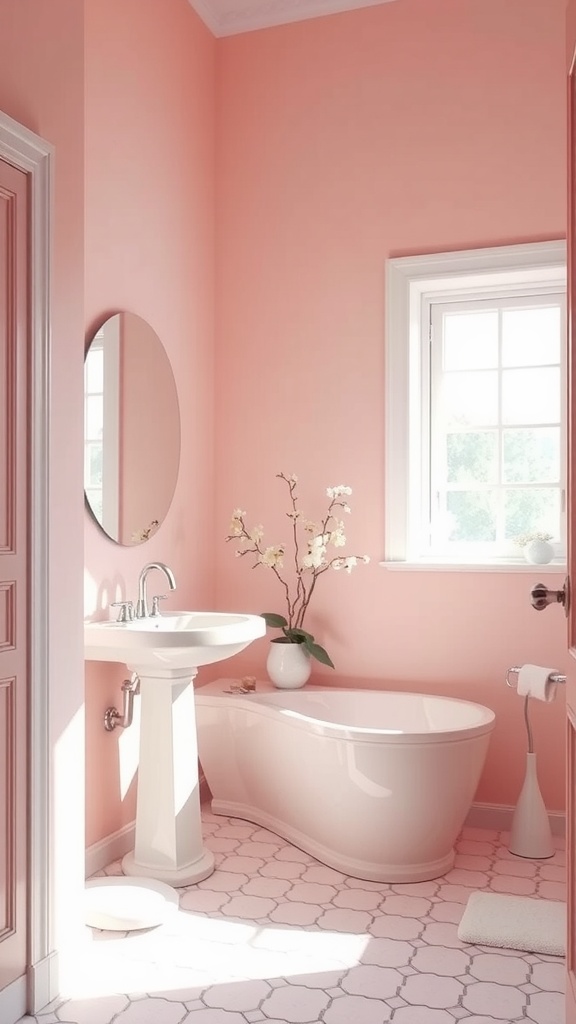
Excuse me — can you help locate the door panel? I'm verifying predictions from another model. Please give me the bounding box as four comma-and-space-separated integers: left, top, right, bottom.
0, 158, 29, 995
568, 42, 576, 1022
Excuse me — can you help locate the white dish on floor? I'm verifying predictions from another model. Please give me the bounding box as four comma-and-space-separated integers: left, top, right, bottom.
85, 877, 179, 931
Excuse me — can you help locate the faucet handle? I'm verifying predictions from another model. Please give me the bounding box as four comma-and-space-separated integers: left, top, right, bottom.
150, 594, 167, 617
111, 600, 135, 623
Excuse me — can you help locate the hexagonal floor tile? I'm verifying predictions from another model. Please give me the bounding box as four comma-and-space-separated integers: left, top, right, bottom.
462, 981, 528, 1020
49, 818, 564, 1024
401, 973, 464, 1009
260, 984, 330, 1022
202, 979, 271, 1011
323, 994, 392, 1023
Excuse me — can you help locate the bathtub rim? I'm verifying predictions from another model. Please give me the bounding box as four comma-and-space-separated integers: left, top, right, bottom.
194, 682, 496, 744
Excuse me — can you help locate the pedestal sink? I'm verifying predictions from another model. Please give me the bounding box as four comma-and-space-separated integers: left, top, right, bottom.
85, 611, 265, 886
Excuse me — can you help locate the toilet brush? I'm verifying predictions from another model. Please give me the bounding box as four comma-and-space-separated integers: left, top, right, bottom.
509, 695, 554, 859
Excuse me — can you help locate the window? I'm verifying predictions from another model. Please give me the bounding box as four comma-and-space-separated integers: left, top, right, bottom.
84, 321, 120, 537
84, 330, 105, 522
384, 241, 566, 568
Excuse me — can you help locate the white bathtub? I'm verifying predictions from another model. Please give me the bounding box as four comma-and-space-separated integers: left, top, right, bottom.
195, 680, 495, 883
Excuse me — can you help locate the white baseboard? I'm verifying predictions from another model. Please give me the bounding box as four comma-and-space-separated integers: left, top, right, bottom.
86, 798, 566, 878
85, 772, 210, 877
28, 949, 59, 1014
0, 974, 26, 1024
466, 801, 565, 838
85, 820, 135, 878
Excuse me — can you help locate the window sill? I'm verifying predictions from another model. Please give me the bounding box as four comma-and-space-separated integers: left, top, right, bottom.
379, 559, 567, 573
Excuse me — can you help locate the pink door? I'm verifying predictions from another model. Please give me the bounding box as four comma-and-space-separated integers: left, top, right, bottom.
0, 157, 29, 994
568, 40, 576, 1023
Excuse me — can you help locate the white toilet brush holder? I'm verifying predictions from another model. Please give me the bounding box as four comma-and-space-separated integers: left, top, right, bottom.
509, 751, 554, 859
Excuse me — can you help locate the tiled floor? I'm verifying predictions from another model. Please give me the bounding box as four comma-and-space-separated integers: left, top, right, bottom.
20, 812, 566, 1024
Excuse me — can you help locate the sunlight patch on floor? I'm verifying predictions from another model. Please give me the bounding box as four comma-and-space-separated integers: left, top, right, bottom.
55, 913, 369, 1001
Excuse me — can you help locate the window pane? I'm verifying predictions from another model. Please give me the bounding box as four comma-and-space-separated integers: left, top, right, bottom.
504, 488, 560, 540
446, 431, 497, 484
502, 368, 560, 425
502, 306, 561, 367
85, 443, 102, 487
503, 428, 560, 483
443, 371, 498, 427
443, 311, 498, 370
446, 491, 497, 541
85, 395, 103, 439
85, 347, 104, 391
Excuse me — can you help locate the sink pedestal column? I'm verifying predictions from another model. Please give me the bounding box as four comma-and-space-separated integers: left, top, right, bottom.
122, 669, 215, 886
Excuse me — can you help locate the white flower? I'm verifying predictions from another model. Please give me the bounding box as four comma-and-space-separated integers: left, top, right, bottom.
310, 533, 329, 549
332, 556, 361, 573
250, 525, 264, 543
326, 485, 353, 499
302, 549, 325, 569
362, 555, 370, 564
303, 519, 319, 534
330, 522, 346, 547
229, 509, 246, 535
302, 534, 327, 569
260, 545, 285, 568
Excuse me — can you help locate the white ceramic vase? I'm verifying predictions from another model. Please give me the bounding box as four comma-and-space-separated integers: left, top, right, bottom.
523, 539, 554, 565
509, 752, 554, 859
266, 640, 311, 689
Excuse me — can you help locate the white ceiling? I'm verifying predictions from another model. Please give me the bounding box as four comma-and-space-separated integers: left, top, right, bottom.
188, 0, 399, 37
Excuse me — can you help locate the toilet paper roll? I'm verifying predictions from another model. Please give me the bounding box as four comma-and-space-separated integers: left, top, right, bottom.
517, 664, 558, 702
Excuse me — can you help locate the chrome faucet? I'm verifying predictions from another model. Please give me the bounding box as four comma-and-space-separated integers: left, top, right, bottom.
136, 562, 176, 618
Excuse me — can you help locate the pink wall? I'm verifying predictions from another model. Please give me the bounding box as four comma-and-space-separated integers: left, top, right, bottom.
83, 0, 216, 845
0, 0, 567, 870
214, 0, 568, 811
570, 0, 576, 67
0, 0, 86, 948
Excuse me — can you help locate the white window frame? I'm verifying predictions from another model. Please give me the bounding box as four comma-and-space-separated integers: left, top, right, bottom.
384, 240, 567, 570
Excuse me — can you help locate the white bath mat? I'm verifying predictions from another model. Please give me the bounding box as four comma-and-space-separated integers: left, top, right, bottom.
458, 892, 566, 956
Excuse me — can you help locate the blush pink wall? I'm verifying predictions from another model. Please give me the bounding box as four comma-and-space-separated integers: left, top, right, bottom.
570, 0, 576, 62
214, 0, 568, 811
84, 0, 216, 845
0, 0, 86, 948
0, 0, 567, 873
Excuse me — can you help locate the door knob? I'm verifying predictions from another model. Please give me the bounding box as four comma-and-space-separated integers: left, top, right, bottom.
530, 577, 570, 616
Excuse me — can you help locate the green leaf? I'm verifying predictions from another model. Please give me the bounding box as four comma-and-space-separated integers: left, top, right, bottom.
283, 629, 305, 643
288, 627, 315, 643
261, 612, 288, 628
303, 639, 335, 669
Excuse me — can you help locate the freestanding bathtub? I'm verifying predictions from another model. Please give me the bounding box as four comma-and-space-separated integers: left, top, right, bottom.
194, 679, 495, 883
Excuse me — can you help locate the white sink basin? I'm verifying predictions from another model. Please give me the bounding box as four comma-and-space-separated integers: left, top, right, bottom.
84, 611, 266, 671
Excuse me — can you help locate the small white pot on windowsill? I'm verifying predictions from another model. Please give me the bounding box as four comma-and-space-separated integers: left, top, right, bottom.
522, 538, 555, 565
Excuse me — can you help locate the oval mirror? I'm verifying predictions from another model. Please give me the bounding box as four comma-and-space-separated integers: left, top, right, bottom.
84, 312, 180, 545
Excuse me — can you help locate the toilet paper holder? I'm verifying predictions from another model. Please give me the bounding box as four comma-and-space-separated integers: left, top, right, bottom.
505, 666, 566, 688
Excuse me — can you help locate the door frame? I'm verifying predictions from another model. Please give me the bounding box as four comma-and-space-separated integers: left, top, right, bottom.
0, 111, 55, 1013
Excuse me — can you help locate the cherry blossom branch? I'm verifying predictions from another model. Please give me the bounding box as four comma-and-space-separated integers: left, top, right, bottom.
226, 479, 370, 649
